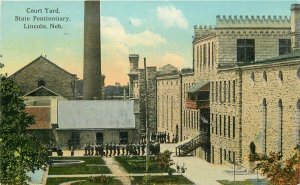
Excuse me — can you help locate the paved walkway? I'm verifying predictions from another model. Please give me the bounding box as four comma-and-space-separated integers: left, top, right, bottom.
161, 144, 266, 185
103, 157, 132, 185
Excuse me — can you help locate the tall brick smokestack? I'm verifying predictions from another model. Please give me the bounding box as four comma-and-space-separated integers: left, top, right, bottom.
83, 0, 102, 100
291, 4, 300, 51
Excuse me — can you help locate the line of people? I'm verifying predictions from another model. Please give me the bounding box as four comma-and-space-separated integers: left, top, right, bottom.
83, 142, 160, 157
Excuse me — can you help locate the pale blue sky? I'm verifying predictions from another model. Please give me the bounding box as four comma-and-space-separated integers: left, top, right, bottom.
0, 0, 298, 85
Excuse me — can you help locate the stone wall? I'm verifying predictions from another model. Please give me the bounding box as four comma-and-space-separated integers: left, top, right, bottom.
241, 61, 300, 166
157, 74, 181, 141
11, 56, 77, 100
138, 67, 157, 134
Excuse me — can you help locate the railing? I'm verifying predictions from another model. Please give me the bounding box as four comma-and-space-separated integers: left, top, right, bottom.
176, 133, 210, 156
185, 99, 210, 109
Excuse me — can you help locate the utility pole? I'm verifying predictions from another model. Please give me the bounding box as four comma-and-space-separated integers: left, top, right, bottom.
144, 58, 149, 172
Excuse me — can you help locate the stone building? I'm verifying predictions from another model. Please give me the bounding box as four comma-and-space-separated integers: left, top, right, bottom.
10, 55, 77, 100
130, 4, 300, 169
128, 55, 157, 137
56, 100, 139, 149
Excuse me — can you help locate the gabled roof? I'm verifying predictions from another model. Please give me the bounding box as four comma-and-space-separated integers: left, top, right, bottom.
10, 55, 77, 78
159, 64, 178, 72
24, 86, 63, 97
187, 81, 209, 93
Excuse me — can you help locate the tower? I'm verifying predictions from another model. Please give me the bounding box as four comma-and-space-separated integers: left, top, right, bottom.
291, 4, 300, 51
128, 54, 139, 97
83, 0, 102, 100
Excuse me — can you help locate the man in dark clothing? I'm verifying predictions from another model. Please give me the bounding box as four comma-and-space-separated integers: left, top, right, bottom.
100, 144, 104, 157
167, 133, 170, 143
125, 144, 129, 155
112, 143, 116, 156
84, 143, 88, 156
109, 143, 112, 157
117, 144, 120, 156
141, 142, 145, 155
105, 143, 109, 157
87, 142, 91, 156
91, 143, 94, 156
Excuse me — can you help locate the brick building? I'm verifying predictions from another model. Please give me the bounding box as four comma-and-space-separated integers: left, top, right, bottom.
130, 4, 300, 169
10, 55, 77, 100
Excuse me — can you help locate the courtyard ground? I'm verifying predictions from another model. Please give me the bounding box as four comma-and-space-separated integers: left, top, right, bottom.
46, 144, 267, 185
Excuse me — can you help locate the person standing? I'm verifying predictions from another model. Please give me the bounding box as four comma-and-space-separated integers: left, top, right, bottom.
87, 142, 91, 156
109, 143, 112, 157
105, 143, 109, 157
112, 143, 116, 156
91, 143, 94, 156
84, 143, 88, 156
121, 144, 125, 156
117, 144, 120, 156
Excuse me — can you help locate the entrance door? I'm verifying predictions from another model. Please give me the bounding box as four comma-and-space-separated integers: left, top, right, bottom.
119, 132, 128, 144
96, 132, 103, 144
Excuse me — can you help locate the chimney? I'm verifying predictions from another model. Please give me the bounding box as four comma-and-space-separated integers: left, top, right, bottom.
129, 54, 139, 72
291, 4, 300, 51
83, 0, 102, 100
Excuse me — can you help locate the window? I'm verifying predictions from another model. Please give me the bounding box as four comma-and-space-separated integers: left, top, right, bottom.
119, 132, 128, 144
216, 114, 218, 135
279, 39, 291, 55
219, 81, 222, 103
278, 70, 283, 81
233, 80, 236, 103
211, 114, 214, 134
261, 99, 267, 154
208, 43, 211, 68
296, 100, 300, 146
203, 44, 207, 66
200, 45, 203, 71
237, 39, 255, 63
224, 81, 227, 103
228, 81, 231, 103
216, 82, 218, 102
71, 132, 80, 145
224, 115, 226, 137
263, 71, 267, 82
212, 42, 214, 68
219, 115, 222, 135
233, 116, 236, 139
211, 82, 214, 102
38, 79, 46, 87
278, 99, 283, 154
228, 116, 231, 138
224, 149, 227, 161
197, 46, 199, 71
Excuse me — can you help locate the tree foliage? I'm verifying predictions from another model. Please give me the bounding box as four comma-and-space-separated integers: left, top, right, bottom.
153, 150, 174, 170
0, 76, 50, 184
255, 151, 300, 185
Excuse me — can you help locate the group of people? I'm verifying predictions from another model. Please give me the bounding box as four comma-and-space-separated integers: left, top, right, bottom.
149, 132, 178, 144
82, 142, 160, 157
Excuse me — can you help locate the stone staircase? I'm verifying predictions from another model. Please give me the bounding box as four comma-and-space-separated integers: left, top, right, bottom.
176, 133, 209, 156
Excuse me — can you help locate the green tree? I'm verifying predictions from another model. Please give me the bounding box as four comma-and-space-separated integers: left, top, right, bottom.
0, 75, 50, 184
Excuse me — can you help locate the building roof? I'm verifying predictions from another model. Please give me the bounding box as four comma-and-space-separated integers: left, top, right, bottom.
239, 51, 300, 67
57, 100, 135, 130
187, 81, 209, 93
10, 55, 77, 78
24, 86, 63, 97
159, 64, 178, 72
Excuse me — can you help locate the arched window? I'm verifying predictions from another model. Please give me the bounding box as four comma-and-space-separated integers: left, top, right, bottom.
38, 79, 45, 87
263, 71, 267, 82
260, 98, 267, 154
278, 70, 283, 81
250, 72, 255, 81
295, 100, 300, 146
277, 99, 283, 154
297, 67, 300, 80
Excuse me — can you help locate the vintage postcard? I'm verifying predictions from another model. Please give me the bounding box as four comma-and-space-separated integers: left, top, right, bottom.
0, 0, 300, 184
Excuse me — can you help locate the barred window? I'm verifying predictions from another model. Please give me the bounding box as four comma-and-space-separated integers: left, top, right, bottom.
237, 39, 255, 63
